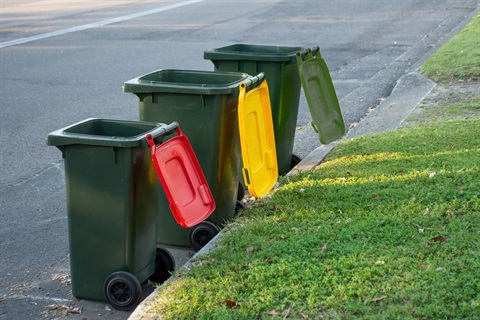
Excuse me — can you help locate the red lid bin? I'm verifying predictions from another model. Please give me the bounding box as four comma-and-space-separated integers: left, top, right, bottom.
146, 127, 215, 228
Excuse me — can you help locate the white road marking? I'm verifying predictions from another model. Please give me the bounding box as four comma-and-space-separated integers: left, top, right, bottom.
5, 294, 71, 303
0, 0, 204, 49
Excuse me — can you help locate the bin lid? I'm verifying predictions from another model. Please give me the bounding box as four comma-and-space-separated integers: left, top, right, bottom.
123, 69, 251, 95
238, 78, 278, 198
204, 44, 307, 62
296, 48, 346, 144
146, 128, 215, 228
46, 118, 177, 148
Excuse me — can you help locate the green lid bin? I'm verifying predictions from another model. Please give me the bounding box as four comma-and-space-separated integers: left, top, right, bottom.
47, 118, 178, 311
123, 69, 260, 250
204, 44, 345, 174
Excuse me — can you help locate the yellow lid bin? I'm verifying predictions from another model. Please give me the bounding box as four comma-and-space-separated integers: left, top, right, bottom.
238, 74, 278, 198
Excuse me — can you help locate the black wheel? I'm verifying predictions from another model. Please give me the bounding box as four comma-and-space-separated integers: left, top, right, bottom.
235, 200, 245, 213
237, 181, 245, 201
104, 271, 142, 311
290, 154, 302, 169
149, 248, 175, 284
188, 221, 220, 251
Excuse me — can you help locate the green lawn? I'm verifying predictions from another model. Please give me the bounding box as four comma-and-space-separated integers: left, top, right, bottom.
420, 13, 480, 82
148, 118, 480, 319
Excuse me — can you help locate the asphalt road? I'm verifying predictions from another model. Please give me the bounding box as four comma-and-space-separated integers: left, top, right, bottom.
0, 0, 478, 319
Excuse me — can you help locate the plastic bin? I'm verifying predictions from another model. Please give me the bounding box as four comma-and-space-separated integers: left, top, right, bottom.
204, 44, 309, 175
203, 44, 345, 175
123, 69, 266, 250
47, 118, 178, 311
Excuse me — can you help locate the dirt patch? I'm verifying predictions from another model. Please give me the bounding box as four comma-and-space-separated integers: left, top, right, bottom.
40, 304, 81, 319
401, 81, 480, 127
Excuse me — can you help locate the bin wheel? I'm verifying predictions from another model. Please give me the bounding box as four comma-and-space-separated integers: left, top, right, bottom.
235, 200, 245, 213
188, 221, 220, 251
149, 248, 176, 284
104, 271, 142, 311
237, 181, 245, 201
291, 154, 302, 169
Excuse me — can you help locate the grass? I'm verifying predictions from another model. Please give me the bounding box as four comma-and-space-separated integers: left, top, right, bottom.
144, 13, 480, 320
420, 13, 480, 82
149, 119, 480, 319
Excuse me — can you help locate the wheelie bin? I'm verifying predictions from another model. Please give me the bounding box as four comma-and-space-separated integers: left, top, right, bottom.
47, 118, 179, 311
123, 70, 269, 250
204, 44, 345, 175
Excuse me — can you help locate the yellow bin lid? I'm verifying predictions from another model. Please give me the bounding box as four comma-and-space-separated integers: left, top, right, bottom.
238, 76, 278, 198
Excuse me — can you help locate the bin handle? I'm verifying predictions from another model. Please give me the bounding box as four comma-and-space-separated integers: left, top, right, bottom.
242, 167, 251, 188
145, 121, 179, 148
241, 72, 265, 88
152, 121, 179, 138
296, 46, 321, 62
310, 46, 320, 55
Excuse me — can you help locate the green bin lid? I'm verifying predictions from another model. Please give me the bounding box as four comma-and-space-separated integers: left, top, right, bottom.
123, 69, 251, 95
296, 48, 346, 144
47, 118, 178, 148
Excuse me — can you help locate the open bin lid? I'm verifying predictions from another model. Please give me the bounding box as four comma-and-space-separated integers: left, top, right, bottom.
146, 128, 215, 228
296, 47, 346, 144
238, 74, 278, 198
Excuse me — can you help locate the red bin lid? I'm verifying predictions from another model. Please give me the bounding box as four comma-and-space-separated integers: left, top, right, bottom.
146, 128, 215, 228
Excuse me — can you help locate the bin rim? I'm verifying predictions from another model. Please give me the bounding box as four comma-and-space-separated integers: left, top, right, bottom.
203, 43, 314, 62
46, 118, 178, 148
122, 69, 252, 95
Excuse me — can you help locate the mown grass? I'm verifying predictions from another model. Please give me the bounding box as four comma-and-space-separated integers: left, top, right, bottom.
420, 13, 480, 82
145, 13, 480, 320
148, 118, 480, 319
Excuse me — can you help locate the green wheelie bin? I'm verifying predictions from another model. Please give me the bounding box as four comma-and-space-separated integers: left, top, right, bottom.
47, 118, 178, 311
123, 70, 262, 250
204, 44, 345, 175
204, 44, 313, 175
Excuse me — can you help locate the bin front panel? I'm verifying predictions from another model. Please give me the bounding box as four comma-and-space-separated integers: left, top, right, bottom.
64, 145, 156, 300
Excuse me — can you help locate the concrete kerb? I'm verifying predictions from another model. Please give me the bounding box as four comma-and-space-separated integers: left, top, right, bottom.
129, 232, 223, 320
128, 71, 435, 320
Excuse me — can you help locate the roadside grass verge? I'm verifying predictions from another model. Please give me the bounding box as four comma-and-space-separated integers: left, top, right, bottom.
148, 117, 480, 319
420, 12, 480, 82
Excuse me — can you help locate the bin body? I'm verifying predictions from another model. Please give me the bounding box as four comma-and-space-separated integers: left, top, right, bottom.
123, 70, 250, 248
47, 119, 170, 301
204, 44, 313, 175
